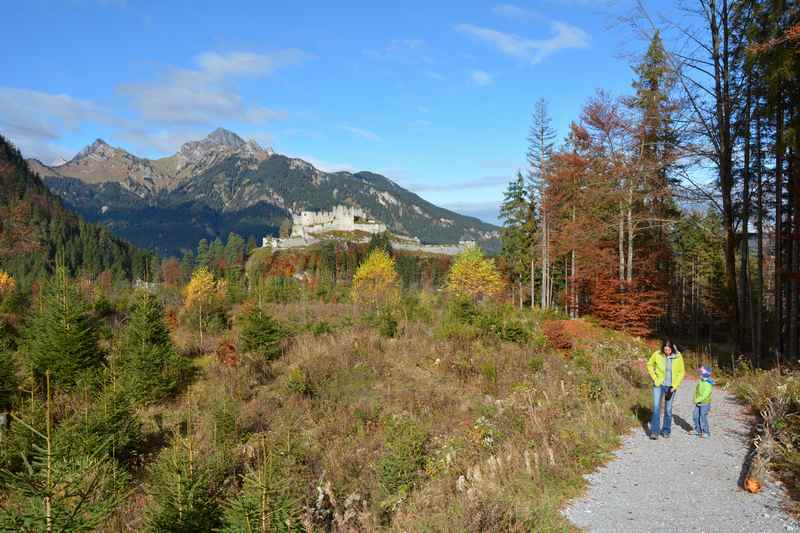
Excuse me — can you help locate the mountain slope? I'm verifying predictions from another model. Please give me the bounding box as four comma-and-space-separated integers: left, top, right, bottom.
0, 135, 151, 282
32, 129, 499, 256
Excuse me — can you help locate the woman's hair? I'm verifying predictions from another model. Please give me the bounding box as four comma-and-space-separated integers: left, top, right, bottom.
661, 339, 676, 354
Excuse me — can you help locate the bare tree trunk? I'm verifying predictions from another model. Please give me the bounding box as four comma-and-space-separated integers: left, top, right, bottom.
619, 206, 625, 283
788, 145, 798, 363
775, 93, 784, 366
627, 195, 634, 282
541, 215, 549, 309
755, 110, 765, 367
741, 71, 754, 358
571, 249, 577, 318
709, 0, 741, 349
530, 257, 536, 309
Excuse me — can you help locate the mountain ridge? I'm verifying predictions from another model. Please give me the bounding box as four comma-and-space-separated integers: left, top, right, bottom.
28, 128, 500, 256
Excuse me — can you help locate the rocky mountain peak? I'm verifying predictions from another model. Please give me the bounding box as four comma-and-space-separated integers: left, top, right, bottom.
206, 127, 245, 148
176, 128, 270, 166
72, 138, 119, 163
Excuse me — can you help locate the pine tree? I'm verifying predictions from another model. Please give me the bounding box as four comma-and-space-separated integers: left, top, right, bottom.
238, 308, 285, 361
209, 238, 225, 275
116, 291, 190, 405
0, 372, 127, 532
224, 233, 246, 268
179, 250, 194, 284
54, 383, 143, 466
196, 239, 209, 269
500, 172, 535, 307
527, 99, 557, 308
220, 447, 302, 532
0, 337, 16, 412
24, 266, 103, 387
144, 434, 228, 533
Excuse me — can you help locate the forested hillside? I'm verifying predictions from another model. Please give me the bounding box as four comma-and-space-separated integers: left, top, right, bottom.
0, 135, 152, 285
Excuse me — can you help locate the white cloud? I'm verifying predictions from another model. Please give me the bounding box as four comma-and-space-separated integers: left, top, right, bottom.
117, 49, 305, 126
116, 127, 204, 154
296, 155, 356, 173
456, 21, 589, 64
0, 87, 114, 162
195, 50, 306, 78
470, 69, 493, 86
426, 71, 446, 81
340, 124, 381, 142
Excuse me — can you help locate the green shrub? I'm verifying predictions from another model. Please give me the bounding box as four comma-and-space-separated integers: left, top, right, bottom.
499, 320, 529, 344
212, 398, 241, 445
376, 415, 428, 507
581, 375, 606, 401
572, 349, 593, 372
238, 308, 286, 361
0, 347, 16, 412
528, 355, 545, 373
117, 291, 191, 405
309, 320, 333, 336
377, 308, 398, 338
260, 276, 302, 304
220, 449, 303, 532
286, 367, 311, 396
24, 267, 104, 387
399, 292, 433, 323
144, 442, 231, 533
54, 386, 143, 466
0, 398, 46, 472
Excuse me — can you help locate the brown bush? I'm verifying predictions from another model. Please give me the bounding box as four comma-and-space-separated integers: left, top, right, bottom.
215, 341, 238, 368
541, 320, 572, 351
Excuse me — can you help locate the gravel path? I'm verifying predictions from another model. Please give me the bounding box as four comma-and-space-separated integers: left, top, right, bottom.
563, 380, 798, 532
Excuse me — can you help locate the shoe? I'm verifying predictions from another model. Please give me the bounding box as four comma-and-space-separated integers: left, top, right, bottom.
699, 433, 704, 439
661, 432, 670, 438
650, 434, 658, 440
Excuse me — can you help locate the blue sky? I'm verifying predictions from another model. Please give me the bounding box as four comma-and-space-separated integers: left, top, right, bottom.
0, 0, 679, 225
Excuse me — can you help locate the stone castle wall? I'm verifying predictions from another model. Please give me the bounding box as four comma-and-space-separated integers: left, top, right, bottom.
291, 206, 387, 238
261, 205, 474, 255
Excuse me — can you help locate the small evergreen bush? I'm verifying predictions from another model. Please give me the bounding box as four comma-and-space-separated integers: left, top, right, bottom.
377, 415, 428, 510
24, 267, 104, 387
117, 291, 191, 405
238, 308, 286, 361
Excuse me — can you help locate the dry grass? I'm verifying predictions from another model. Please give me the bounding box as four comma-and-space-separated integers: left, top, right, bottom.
99, 295, 651, 531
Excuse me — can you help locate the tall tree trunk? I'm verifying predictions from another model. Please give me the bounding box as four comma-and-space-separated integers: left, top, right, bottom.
741, 70, 754, 358
619, 205, 625, 283
709, 0, 741, 349
788, 145, 798, 364
530, 258, 536, 309
755, 109, 765, 367
627, 196, 634, 283
775, 93, 784, 365
543, 217, 550, 308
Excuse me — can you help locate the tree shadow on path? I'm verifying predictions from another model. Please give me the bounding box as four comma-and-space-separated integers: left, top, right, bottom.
631, 404, 652, 435
672, 414, 693, 433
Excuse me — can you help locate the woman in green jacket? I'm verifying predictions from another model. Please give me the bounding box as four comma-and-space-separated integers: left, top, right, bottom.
646, 340, 685, 439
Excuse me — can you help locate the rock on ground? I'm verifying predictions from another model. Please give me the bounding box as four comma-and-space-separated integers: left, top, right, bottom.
562, 380, 798, 533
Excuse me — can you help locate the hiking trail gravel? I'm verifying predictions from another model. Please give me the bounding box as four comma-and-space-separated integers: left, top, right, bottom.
563, 380, 798, 532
